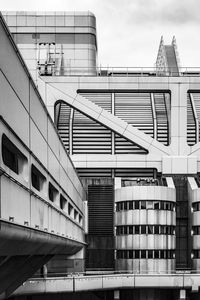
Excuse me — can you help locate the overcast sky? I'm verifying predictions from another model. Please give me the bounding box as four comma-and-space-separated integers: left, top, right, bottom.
1, 0, 200, 68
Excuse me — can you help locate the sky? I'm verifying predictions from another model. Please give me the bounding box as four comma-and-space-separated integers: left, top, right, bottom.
1, 0, 200, 68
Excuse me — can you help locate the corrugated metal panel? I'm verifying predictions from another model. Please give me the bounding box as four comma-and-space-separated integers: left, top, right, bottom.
57, 102, 71, 152
187, 94, 196, 145
88, 185, 114, 235
154, 93, 169, 145
114, 134, 147, 154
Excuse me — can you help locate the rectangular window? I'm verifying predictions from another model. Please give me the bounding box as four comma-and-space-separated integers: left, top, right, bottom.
141, 250, 146, 259
154, 250, 159, 259
135, 225, 139, 234
60, 195, 67, 210
129, 201, 133, 210
135, 250, 139, 259
31, 164, 46, 191
124, 202, 128, 210
141, 201, 146, 209
124, 226, 128, 235
2, 134, 27, 174
128, 250, 133, 259
48, 182, 58, 202
154, 225, 159, 234
148, 225, 154, 234
154, 201, 160, 210
68, 203, 73, 216
148, 250, 153, 259
135, 201, 139, 209
129, 226, 133, 234
141, 225, 146, 234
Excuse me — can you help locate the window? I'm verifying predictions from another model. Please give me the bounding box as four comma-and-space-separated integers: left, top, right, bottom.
141, 225, 146, 234
148, 250, 153, 259
141, 201, 146, 209
2, 134, 27, 174
154, 225, 159, 234
160, 201, 164, 210
68, 203, 73, 216
31, 164, 46, 191
48, 182, 58, 202
129, 201, 133, 210
74, 209, 78, 220
79, 215, 82, 224
60, 195, 67, 210
135, 250, 139, 259
135, 225, 139, 234
128, 250, 133, 259
141, 250, 146, 259
148, 225, 153, 234
129, 226, 133, 234
124, 202, 128, 210
135, 201, 139, 209
124, 226, 128, 235
154, 250, 159, 259
154, 201, 160, 210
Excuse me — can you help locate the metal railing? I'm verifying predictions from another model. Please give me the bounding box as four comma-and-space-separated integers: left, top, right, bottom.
38, 65, 200, 77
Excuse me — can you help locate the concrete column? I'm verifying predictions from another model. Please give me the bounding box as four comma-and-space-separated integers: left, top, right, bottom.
169, 83, 190, 155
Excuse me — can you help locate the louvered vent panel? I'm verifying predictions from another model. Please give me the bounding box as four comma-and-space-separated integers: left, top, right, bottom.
88, 185, 114, 235
192, 93, 200, 142
114, 168, 155, 178
115, 93, 153, 136
187, 94, 196, 145
114, 134, 147, 154
77, 169, 155, 178
57, 103, 71, 152
154, 93, 169, 145
79, 93, 112, 112
73, 110, 112, 154
77, 169, 112, 178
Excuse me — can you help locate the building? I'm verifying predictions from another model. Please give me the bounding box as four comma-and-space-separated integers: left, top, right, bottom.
1, 10, 200, 300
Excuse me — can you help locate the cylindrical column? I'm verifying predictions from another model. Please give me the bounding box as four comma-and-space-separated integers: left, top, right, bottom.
115, 184, 176, 273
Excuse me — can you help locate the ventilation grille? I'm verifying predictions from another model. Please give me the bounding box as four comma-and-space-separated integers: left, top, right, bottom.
88, 185, 114, 236
115, 93, 154, 137
57, 103, 71, 152
73, 110, 112, 154
79, 93, 112, 112
154, 93, 169, 145
77, 168, 155, 178
187, 94, 196, 146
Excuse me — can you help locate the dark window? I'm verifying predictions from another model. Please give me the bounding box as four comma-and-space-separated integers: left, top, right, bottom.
2, 134, 27, 174
141, 250, 146, 259
128, 250, 133, 259
154, 225, 159, 234
79, 215, 82, 224
141, 201, 146, 209
148, 250, 153, 259
154, 201, 160, 210
160, 250, 165, 259
135, 250, 139, 259
74, 209, 78, 220
135, 201, 139, 209
31, 164, 46, 191
48, 182, 58, 202
148, 225, 153, 234
68, 203, 73, 215
129, 201, 133, 210
135, 225, 139, 234
154, 250, 159, 259
160, 226, 165, 234
124, 202, 128, 210
129, 226, 133, 234
124, 226, 128, 235
60, 194, 67, 210
141, 225, 146, 234
160, 201, 164, 210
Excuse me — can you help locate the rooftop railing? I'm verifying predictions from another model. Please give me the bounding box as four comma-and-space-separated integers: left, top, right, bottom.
38, 65, 200, 77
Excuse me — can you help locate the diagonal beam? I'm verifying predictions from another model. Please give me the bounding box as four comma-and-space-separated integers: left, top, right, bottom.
47, 83, 172, 156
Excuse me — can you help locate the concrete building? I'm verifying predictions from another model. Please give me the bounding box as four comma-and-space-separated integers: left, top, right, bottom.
1, 10, 200, 300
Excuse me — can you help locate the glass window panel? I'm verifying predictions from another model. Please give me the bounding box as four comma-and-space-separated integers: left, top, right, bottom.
128, 250, 133, 259
129, 226, 133, 234
148, 225, 154, 234
135, 225, 139, 234
154, 201, 160, 210
129, 201, 133, 210
135, 201, 139, 209
155, 225, 159, 234
154, 250, 159, 259
141, 225, 146, 234
141, 201, 146, 209
148, 250, 153, 259
135, 250, 139, 259
141, 250, 146, 259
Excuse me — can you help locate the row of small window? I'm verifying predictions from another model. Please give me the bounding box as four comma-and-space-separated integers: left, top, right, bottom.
116, 200, 175, 212
192, 202, 200, 212
2, 134, 82, 225
116, 225, 176, 235
116, 250, 175, 259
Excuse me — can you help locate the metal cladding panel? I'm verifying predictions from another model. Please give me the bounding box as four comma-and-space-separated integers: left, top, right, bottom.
79, 92, 112, 112
88, 185, 114, 235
